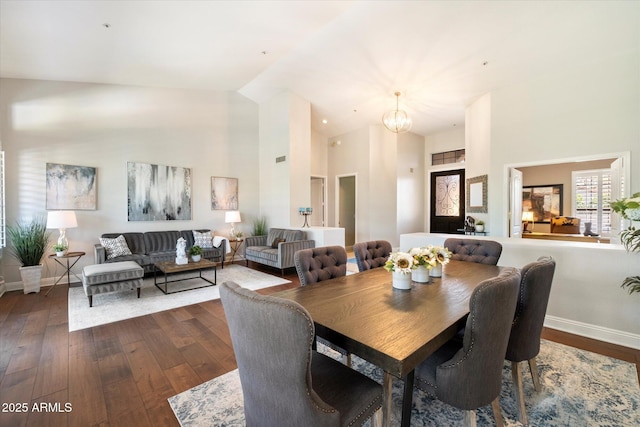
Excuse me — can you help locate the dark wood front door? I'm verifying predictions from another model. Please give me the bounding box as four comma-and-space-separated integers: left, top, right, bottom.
430, 169, 465, 234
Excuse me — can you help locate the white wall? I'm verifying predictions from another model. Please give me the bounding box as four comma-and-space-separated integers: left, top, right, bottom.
400, 233, 640, 349
397, 131, 425, 236
486, 53, 640, 236
1, 78, 259, 283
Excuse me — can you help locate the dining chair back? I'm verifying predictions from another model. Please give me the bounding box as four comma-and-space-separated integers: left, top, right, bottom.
414, 267, 520, 427
294, 245, 348, 286
443, 238, 503, 265
506, 256, 556, 425
220, 281, 383, 427
352, 240, 392, 271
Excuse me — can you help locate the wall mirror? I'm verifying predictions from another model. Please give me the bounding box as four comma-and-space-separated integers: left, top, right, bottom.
466, 174, 488, 213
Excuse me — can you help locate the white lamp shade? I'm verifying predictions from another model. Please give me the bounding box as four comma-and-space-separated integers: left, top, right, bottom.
225, 211, 241, 223
47, 211, 78, 229
522, 211, 534, 222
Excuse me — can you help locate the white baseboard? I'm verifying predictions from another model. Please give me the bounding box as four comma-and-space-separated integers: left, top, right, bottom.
4, 276, 81, 293
545, 315, 640, 350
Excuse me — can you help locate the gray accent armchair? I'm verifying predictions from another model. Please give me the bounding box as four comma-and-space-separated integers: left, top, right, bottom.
244, 228, 315, 275
414, 268, 520, 427
506, 256, 556, 425
220, 281, 383, 427
352, 240, 392, 271
444, 238, 503, 265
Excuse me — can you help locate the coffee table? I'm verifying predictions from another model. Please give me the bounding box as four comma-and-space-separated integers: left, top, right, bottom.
154, 259, 218, 294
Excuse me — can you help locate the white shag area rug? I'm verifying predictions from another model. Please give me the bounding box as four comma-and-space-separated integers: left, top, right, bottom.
68, 264, 290, 332
169, 340, 640, 427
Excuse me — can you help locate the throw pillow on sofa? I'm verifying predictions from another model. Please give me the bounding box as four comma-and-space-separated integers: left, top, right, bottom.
271, 238, 285, 248
193, 230, 214, 248
100, 235, 133, 259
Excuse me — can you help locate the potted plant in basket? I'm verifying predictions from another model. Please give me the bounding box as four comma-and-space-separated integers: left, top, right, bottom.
6, 216, 51, 294
189, 245, 203, 262
53, 243, 67, 257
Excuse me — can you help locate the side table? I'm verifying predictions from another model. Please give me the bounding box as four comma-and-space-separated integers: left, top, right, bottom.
228, 239, 244, 264
46, 251, 85, 296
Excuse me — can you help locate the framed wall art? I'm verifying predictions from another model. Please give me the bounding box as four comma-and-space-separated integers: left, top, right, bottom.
127, 161, 192, 221
46, 163, 97, 210
211, 176, 238, 210
522, 184, 563, 223
465, 174, 488, 214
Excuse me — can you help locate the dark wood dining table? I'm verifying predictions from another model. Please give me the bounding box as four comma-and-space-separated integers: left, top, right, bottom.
275, 259, 504, 427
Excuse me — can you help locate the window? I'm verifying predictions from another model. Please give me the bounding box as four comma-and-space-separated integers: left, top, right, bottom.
572, 169, 611, 235
431, 149, 465, 166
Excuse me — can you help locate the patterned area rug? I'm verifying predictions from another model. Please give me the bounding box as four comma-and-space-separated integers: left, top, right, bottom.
68, 264, 290, 332
169, 339, 640, 426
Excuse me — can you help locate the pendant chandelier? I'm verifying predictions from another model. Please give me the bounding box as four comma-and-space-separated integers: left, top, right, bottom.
382, 91, 412, 133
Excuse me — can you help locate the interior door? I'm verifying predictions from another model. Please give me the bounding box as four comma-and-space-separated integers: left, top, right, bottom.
429, 169, 465, 234
338, 175, 356, 247
509, 167, 523, 237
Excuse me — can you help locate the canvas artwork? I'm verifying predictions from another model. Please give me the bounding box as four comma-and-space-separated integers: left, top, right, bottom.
522, 184, 563, 223
127, 162, 192, 221
211, 177, 238, 210
46, 163, 97, 210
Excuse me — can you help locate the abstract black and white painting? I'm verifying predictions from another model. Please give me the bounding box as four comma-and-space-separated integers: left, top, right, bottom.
211, 177, 238, 210
127, 162, 192, 221
46, 163, 97, 210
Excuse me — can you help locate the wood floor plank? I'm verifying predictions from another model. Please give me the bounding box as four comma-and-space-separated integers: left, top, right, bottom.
103, 378, 152, 427
164, 362, 203, 394
179, 341, 227, 382
68, 332, 109, 427
32, 323, 69, 399
141, 327, 187, 370
0, 366, 38, 427
26, 388, 69, 427
122, 340, 175, 403
150, 310, 197, 349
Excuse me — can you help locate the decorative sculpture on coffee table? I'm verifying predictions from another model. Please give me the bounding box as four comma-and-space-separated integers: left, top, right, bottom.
176, 237, 188, 265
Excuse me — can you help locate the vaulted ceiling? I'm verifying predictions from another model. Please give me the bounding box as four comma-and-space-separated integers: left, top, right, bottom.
1, 1, 637, 137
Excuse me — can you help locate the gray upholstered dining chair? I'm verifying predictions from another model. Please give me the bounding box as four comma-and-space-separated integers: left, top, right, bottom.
413, 268, 520, 427
220, 281, 383, 427
444, 237, 503, 265
506, 256, 556, 426
294, 246, 350, 365
294, 245, 348, 286
352, 240, 392, 271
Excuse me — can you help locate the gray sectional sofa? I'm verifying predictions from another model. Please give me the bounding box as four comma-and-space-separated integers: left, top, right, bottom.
95, 229, 227, 274
244, 228, 315, 275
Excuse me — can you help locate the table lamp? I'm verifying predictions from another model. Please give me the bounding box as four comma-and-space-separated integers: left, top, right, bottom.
225, 211, 241, 238
522, 211, 534, 233
47, 211, 78, 251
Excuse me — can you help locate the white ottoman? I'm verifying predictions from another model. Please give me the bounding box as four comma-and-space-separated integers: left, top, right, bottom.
82, 261, 144, 307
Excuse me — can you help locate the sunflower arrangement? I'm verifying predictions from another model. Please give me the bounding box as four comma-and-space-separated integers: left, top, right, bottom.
383, 251, 416, 273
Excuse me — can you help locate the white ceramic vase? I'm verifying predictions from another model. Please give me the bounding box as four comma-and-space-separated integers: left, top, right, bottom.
429, 263, 443, 278
392, 271, 412, 290
411, 265, 430, 283
20, 265, 43, 294
191, 255, 201, 262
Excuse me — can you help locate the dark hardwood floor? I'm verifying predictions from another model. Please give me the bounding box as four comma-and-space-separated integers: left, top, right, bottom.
0, 262, 638, 427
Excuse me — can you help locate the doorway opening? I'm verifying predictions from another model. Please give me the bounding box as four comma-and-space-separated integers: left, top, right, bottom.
337, 174, 356, 249
310, 176, 326, 227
